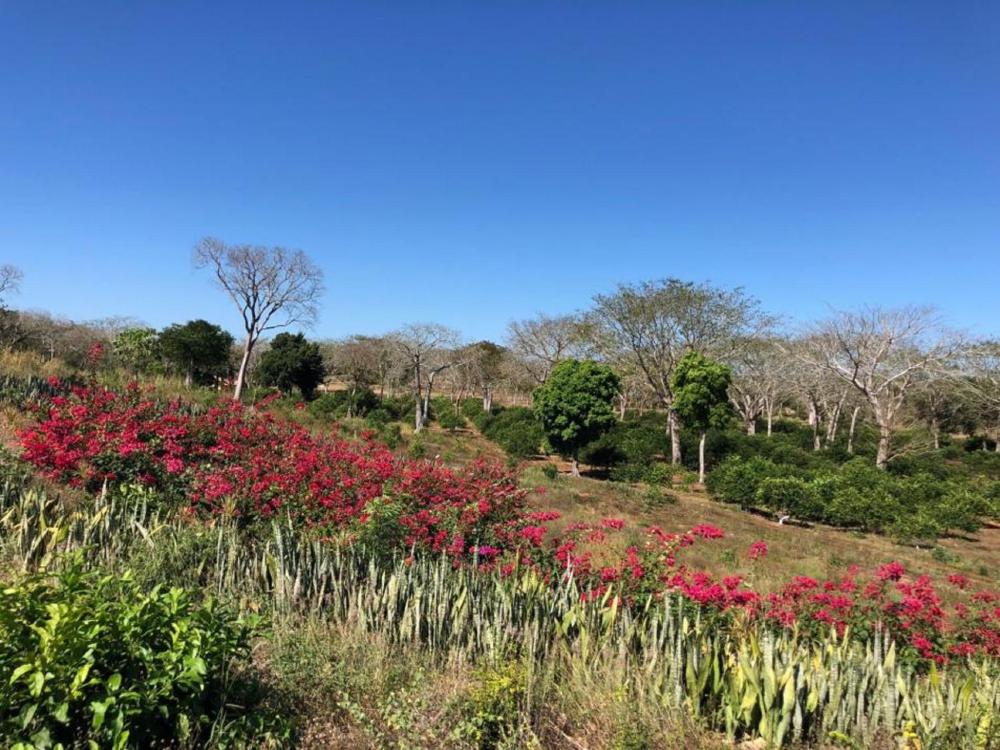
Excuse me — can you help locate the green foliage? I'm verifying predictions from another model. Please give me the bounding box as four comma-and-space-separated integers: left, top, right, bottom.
478, 407, 545, 459
755, 476, 821, 518
309, 388, 380, 420
0, 561, 283, 749
533, 359, 620, 463
706, 456, 789, 508
707, 453, 994, 540
257, 332, 326, 400
669, 352, 732, 434
111, 327, 161, 374
159, 320, 234, 386
456, 662, 526, 748
430, 397, 467, 431
540, 463, 558, 481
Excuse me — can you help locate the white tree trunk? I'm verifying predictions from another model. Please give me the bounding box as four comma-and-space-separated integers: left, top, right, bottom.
698, 432, 706, 483
847, 405, 860, 455
570, 456, 580, 477
233, 335, 254, 401
668, 409, 682, 465
876, 424, 892, 470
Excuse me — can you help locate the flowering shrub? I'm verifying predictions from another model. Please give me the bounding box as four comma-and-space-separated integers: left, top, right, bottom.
17, 382, 1000, 665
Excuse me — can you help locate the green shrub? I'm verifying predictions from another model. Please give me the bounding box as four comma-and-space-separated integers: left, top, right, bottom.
430, 398, 467, 431
755, 476, 821, 518
480, 407, 545, 459
705, 456, 787, 508
308, 388, 380, 420
456, 662, 526, 749
0, 561, 284, 748
540, 463, 558, 481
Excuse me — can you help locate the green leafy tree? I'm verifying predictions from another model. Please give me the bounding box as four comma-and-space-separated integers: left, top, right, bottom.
670, 351, 732, 482
159, 320, 234, 387
256, 332, 326, 400
533, 359, 620, 476
112, 327, 161, 375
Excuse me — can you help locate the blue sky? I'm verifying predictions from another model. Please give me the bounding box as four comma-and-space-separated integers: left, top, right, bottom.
2, 2, 998, 341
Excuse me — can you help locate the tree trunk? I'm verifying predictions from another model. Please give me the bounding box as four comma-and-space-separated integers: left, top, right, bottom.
233, 335, 254, 401
930, 417, 939, 450
482, 387, 493, 413
414, 363, 423, 432
847, 405, 860, 455
746, 417, 756, 436
876, 425, 891, 470
570, 456, 580, 477
808, 401, 821, 451
765, 402, 773, 436
668, 409, 682, 465
698, 432, 706, 484
184, 360, 193, 389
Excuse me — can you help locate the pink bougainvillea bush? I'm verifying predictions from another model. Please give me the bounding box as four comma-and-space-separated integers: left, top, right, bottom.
17, 381, 1000, 665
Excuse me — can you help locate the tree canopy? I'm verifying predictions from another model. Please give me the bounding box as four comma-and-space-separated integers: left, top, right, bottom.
533, 359, 620, 476
256, 332, 326, 400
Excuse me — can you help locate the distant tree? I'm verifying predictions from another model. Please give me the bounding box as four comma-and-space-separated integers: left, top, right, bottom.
964, 341, 1000, 452
159, 320, 234, 387
506, 314, 582, 385
112, 327, 161, 375
256, 332, 326, 400
670, 352, 732, 483
728, 339, 788, 436
389, 323, 461, 432
533, 359, 620, 477
0, 264, 22, 306
195, 237, 324, 400
464, 340, 506, 412
589, 279, 770, 465
323, 335, 396, 414
792, 306, 959, 469
0, 264, 24, 346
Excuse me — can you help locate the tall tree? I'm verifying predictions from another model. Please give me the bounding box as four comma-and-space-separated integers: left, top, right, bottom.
160, 320, 234, 387
195, 238, 324, 400
389, 323, 461, 432
589, 278, 770, 465
533, 359, 620, 477
670, 352, 732, 483
793, 306, 958, 469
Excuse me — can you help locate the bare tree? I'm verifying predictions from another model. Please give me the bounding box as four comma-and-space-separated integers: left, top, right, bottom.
964, 341, 1000, 452
793, 306, 958, 469
0, 264, 22, 304
728, 339, 788, 435
0, 264, 24, 346
195, 238, 324, 400
389, 323, 462, 431
505, 313, 581, 385
589, 279, 771, 464
323, 336, 388, 415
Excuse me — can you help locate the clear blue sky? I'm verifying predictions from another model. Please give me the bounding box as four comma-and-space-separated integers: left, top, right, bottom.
2, 2, 998, 341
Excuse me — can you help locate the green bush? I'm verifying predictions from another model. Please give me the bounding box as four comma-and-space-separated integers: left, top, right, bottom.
705, 456, 788, 508
479, 407, 545, 459
308, 388, 380, 420
0, 562, 284, 748
540, 463, 558, 481
430, 397, 467, 431
755, 477, 821, 518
